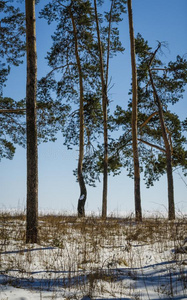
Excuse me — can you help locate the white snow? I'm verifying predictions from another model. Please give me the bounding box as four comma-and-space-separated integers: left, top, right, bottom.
79, 194, 85, 201
0, 214, 187, 299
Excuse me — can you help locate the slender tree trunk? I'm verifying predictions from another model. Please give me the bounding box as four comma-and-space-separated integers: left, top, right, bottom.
149, 69, 175, 220
69, 7, 87, 217
25, 0, 38, 243
102, 88, 108, 219
94, 0, 108, 219
127, 0, 142, 221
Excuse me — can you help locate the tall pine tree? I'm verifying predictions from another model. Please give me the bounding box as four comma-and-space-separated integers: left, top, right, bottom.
40, 0, 100, 217
25, 0, 38, 243
93, 0, 126, 218
127, 0, 142, 221
110, 35, 187, 219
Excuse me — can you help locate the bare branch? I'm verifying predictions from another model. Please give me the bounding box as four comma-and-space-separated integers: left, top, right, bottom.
0, 109, 25, 114
56, 0, 68, 9
148, 42, 162, 68
46, 63, 75, 78
138, 138, 166, 153
140, 111, 158, 129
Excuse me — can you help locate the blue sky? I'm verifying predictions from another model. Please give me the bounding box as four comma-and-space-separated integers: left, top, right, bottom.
1, 0, 187, 215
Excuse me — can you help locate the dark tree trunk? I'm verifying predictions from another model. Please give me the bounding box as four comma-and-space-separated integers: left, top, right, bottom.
127, 0, 142, 221
69, 7, 87, 217
25, 0, 38, 243
94, 0, 108, 219
102, 86, 108, 219
166, 149, 175, 220
77, 172, 87, 217
149, 69, 175, 220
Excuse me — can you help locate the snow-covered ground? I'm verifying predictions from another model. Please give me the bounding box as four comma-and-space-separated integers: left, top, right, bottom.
0, 213, 187, 299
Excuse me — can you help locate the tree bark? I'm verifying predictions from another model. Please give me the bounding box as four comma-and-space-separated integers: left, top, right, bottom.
149, 69, 175, 220
69, 6, 87, 217
102, 88, 108, 219
94, 0, 108, 219
25, 0, 38, 243
127, 0, 142, 221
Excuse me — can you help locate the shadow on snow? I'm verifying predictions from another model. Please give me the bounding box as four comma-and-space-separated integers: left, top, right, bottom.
0, 247, 186, 299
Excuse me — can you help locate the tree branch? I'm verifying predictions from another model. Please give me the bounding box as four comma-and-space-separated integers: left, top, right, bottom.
148, 42, 162, 68
5, 113, 25, 132
46, 63, 75, 78
140, 111, 159, 129
151, 68, 168, 72
0, 109, 26, 114
138, 138, 166, 153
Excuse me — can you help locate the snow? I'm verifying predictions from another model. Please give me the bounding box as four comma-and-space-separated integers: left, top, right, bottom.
0, 215, 187, 299
79, 195, 85, 201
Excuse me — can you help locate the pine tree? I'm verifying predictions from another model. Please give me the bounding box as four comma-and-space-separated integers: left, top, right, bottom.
127, 0, 142, 221
136, 38, 187, 220
110, 35, 187, 220
25, 0, 38, 243
40, 0, 100, 217
93, 0, 126, 218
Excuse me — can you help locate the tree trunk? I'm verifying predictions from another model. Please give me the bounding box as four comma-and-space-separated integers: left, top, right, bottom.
102, 87, 108, 219
69, 7, 87, 217
94, 0, 108, 219
127, 0, 142, 221
149, 69, 175, 220
25, 0, 38, 243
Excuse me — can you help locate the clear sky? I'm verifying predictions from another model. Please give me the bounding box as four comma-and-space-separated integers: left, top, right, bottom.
1, 0, 187, 216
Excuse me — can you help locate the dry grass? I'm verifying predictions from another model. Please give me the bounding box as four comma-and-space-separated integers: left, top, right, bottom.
0, 211, 187, 299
